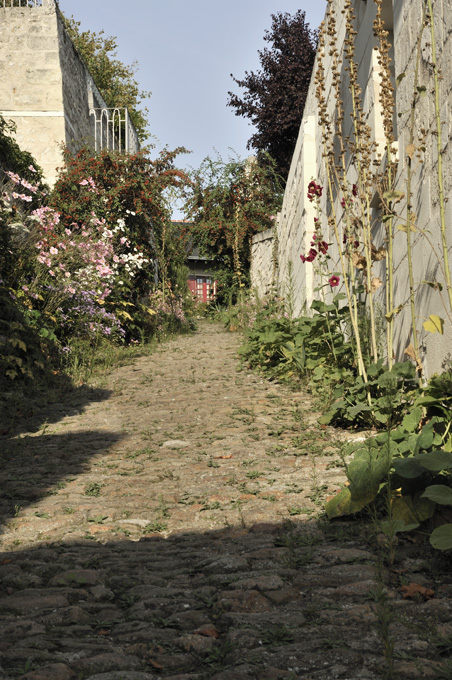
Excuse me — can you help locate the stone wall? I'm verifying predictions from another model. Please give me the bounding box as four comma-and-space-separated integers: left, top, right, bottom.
0, 0, 109, 185
250, 227, 275, 297
251, 0, 452, 377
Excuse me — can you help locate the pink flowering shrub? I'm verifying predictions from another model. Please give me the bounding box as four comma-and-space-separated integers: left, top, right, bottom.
1, 145, 193, 366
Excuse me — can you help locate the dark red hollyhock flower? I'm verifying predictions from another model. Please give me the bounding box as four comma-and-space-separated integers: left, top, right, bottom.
328, 275, 340, 287
307, 180, 323, 201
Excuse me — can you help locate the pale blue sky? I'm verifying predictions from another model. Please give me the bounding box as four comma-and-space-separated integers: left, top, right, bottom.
57, 0, 327, 214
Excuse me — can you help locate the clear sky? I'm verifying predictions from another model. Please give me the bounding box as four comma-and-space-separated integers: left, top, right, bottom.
56, 0, 327, 215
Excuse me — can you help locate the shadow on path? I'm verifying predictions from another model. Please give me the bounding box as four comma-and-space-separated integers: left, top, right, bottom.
0, 518, 447, 679
0, 520, 381, 680
0, 427, 125, 532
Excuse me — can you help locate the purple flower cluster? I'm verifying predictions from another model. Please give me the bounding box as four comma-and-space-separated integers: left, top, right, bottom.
58, 287, 124, 340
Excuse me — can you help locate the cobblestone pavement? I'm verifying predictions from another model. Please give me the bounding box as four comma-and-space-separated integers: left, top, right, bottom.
0, 322, 451, 679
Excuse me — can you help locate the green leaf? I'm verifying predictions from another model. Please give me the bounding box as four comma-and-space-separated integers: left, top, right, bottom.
393, 457, 424, 479
401, 406, 423, 433
348, 402, 372, 418
383, 189, 405, 203
380, 519, 419, 536
347, 444, 393, 501
385, 305, 403, 322
391, 361, 416, 379
422, 280, 443, 291
377, 371, 398, 392
325, 487, 373, 519
430, 524, 452, 550
396, 72, 406, 86
421, 485, 452, 505
417, 450, 452, 472
367, 359, 385, 378
415, 421, 435, 452
391, 494, 435, 524
423, 315, 444, 335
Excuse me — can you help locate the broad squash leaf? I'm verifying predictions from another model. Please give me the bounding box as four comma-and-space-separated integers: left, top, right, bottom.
421, 484, 452, 505
391, 494, 435, 524
430, 524, 452, 550
417, 449, 452, 472
325, 487, 374, 519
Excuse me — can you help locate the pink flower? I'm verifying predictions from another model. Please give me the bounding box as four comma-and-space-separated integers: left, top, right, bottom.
328, 275, 340, 287
48, 269, 55, 277
318, 241, 329, 254
49, 246, 58, 255
6, 171, 20, 184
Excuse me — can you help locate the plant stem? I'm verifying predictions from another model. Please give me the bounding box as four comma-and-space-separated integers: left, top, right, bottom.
426, 0, 452, 315
405, 6, 427, 376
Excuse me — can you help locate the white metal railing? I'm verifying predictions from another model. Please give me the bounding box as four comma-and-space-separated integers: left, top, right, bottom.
89, 108, 140, 155
1, 0, 43, 6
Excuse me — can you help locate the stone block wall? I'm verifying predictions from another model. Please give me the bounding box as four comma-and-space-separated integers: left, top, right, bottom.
251, 0, 452, 377
250, 227, 275, 298
0, 0, 109, 185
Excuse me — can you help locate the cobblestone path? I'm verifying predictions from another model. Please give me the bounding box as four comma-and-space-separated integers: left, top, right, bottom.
0, 322, 450, 679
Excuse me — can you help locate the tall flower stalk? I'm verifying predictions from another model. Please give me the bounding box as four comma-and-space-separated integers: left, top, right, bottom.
314, 10, 369, 382
343, 0, 379, 363
373, 0, 397, 368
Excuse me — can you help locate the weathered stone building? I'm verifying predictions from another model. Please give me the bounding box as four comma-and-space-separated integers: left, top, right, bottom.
0, 0, 138, 185
251, 0, 452, 377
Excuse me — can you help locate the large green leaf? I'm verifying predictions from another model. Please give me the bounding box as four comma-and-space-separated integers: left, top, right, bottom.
347, 444, 393, 501
417, 450, 452, 471
393, 457, 424, 479
421, 484, 452, 505
391, 361, 417, 379
374, 411, 389, 424
430, 524, 452, 550
377, 371, 398, 391
391, 494, 435, 524
348, 402, 372, 418
325, 486, 374, 519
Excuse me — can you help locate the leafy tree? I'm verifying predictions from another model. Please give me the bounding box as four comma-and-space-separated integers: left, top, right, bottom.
61, 15, 150, 143
184, 154, 282, 303
228, 11, 317, 182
